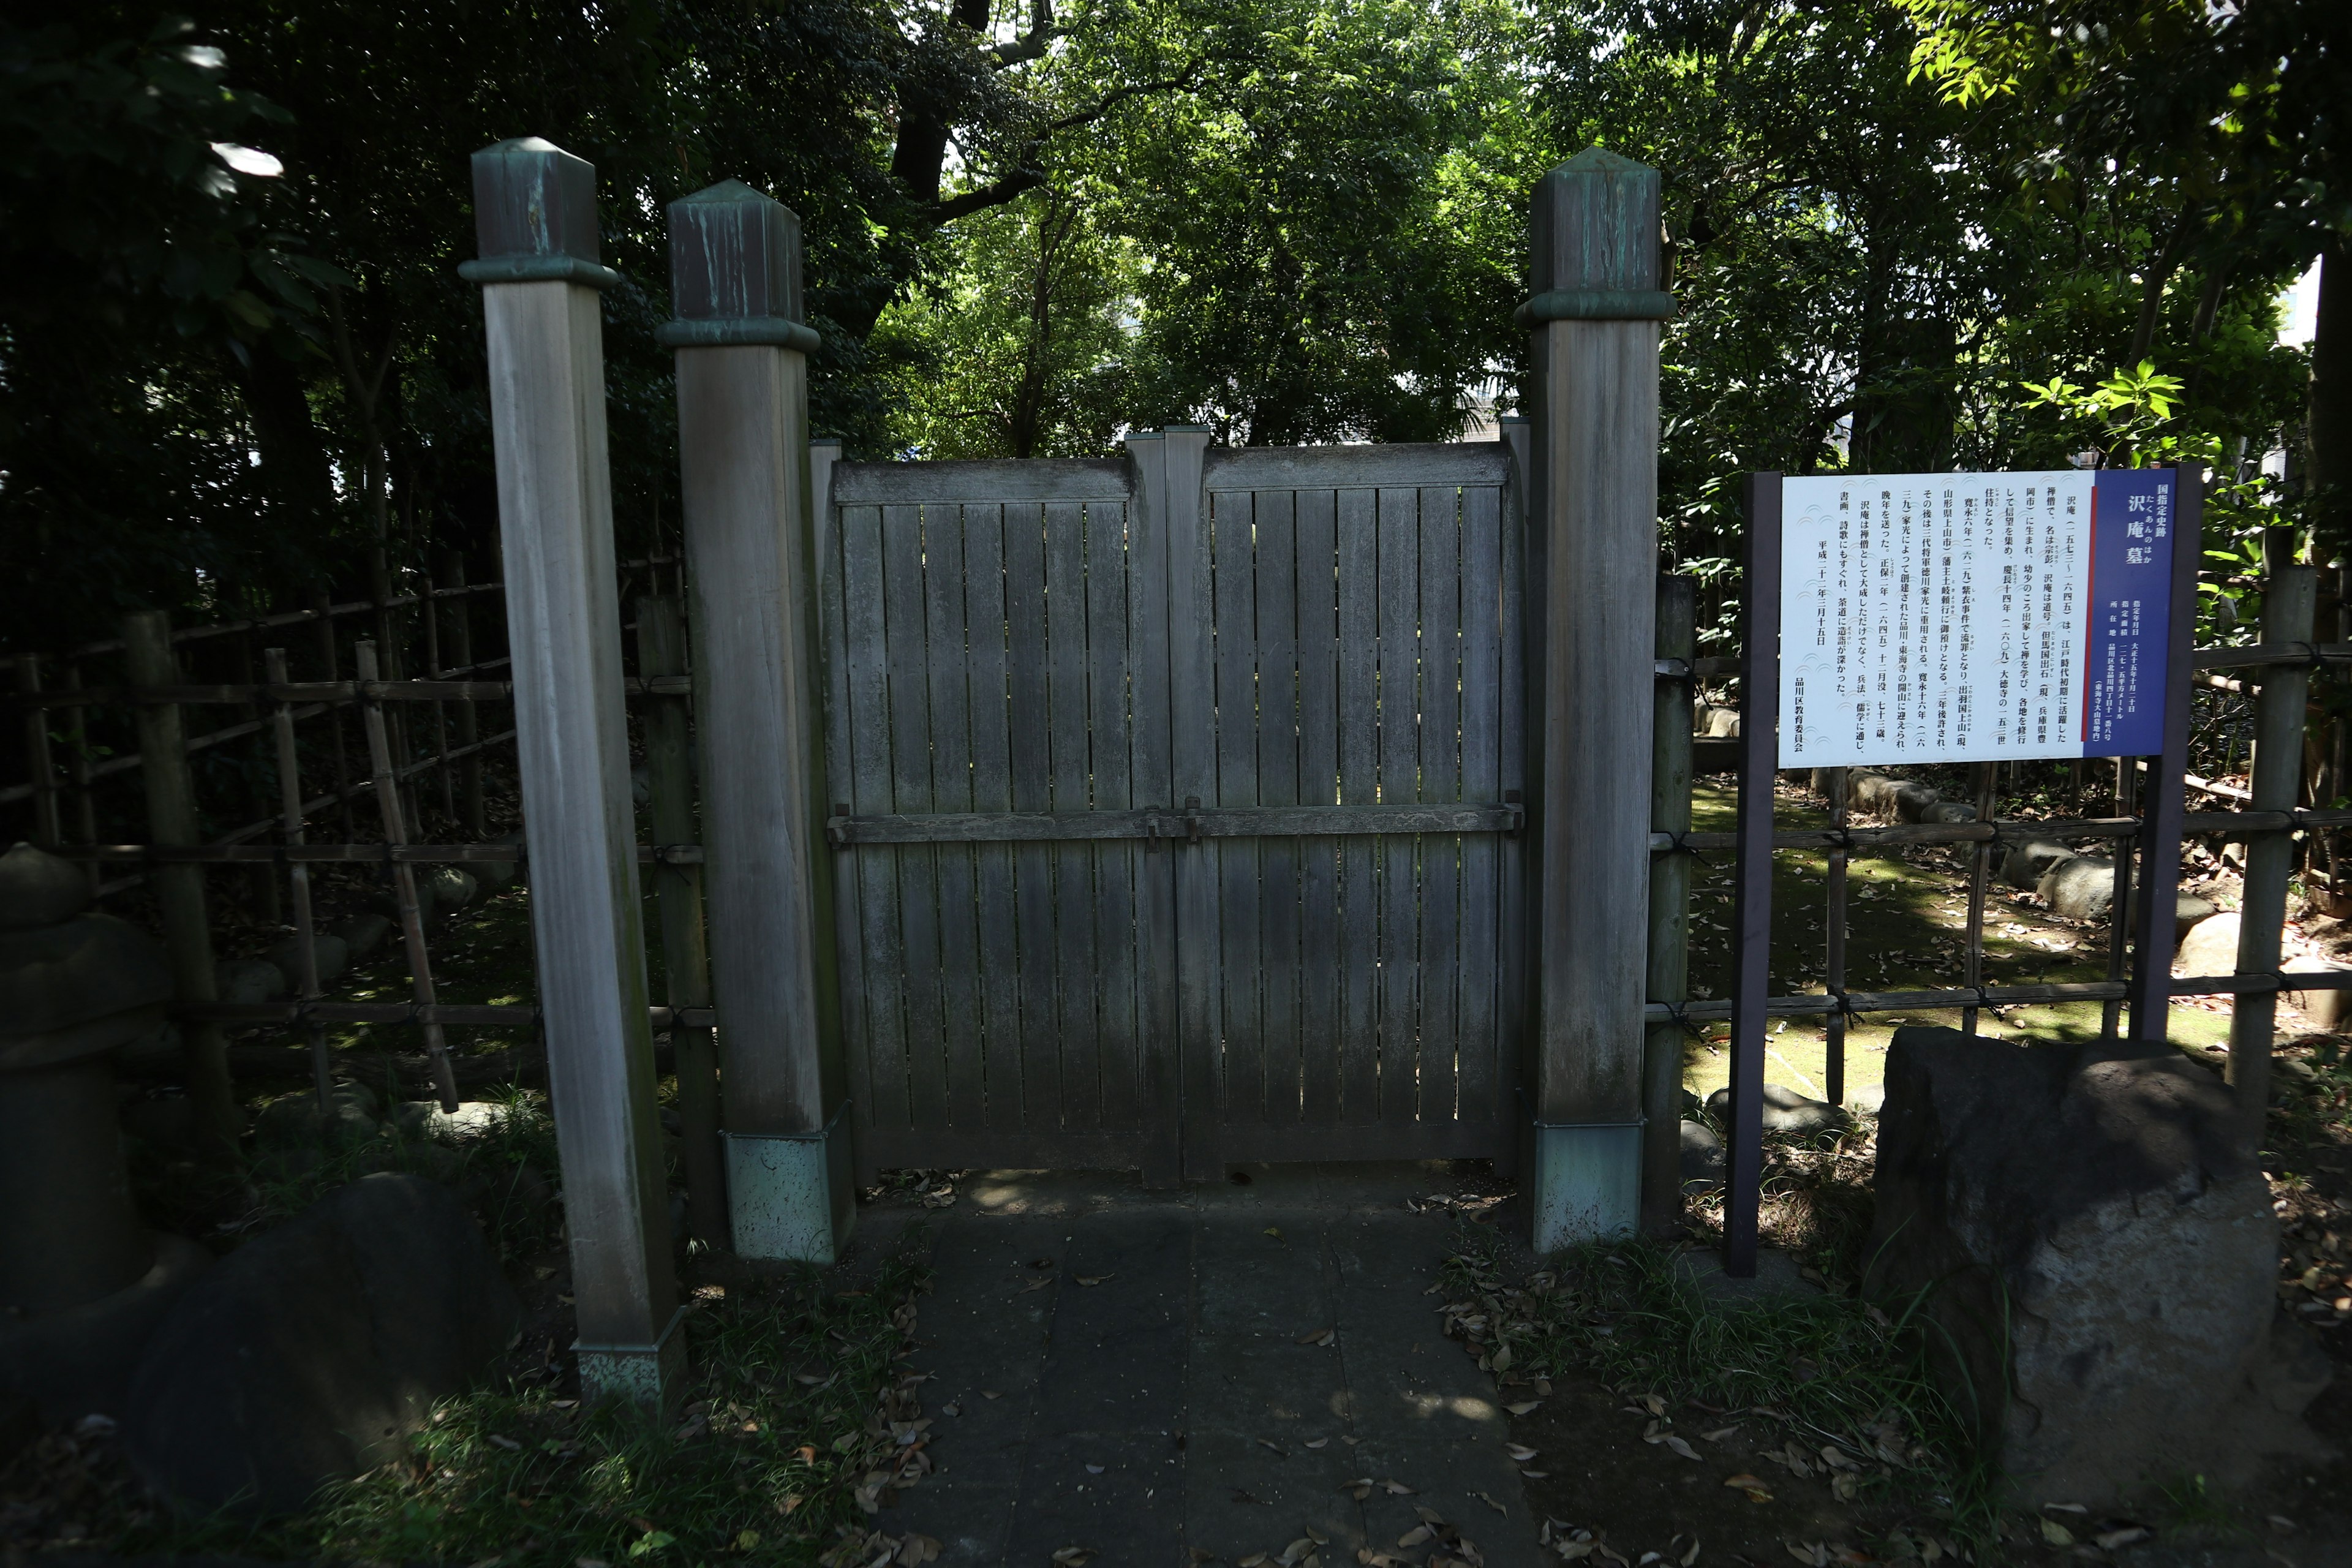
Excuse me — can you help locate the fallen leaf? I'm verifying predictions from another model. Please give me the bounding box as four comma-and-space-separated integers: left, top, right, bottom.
796, 1373, 828, 1385
1240, 1556, 1268, 1567
1664, 1435, 1701, 1461
1075, 1275, 1112, 1287
1506, 1401, 1542, 1415
1673, 1534, 1700, 1566
1722, 1474, 1773, 1502
1784, 1545, 1825, 1568
1257, 1438, 1289, 1457
488, 1435, 522, 1451
1415, 1507, 1446, 1525
1506, 1444, 1540, 1462
1491, 1344, 1514, 1371
1189, 1551, 1218, 1564
1830, 1472, 1858, 1502
1643, 1394, 1666, 1416
1308, 1529, 1332, 1547
1699, 1427, 1738, 1443
1265, 1227, 1284, 1238
1341, 1478, 1374, 1501
1472, 1490, 1506, 1515
1017, 1279, 1052, 1295
1281, 1539, 1317, 1565
1400, 1528, 1434, 1548
1052, 1551, 1097, 1567
981, 1391, 1001, 1400
1381, 1479, 1416, 1496
2038, 1518, 2074, 1547
1521, 1470, 1548, 1479
1296, 1327, 1336, 1346
1306, 1438, 1330, 1449
2095, 1529, 2150, 1551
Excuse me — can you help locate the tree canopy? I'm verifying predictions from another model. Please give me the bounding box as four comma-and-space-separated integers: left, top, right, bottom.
1, 0, 2342, 653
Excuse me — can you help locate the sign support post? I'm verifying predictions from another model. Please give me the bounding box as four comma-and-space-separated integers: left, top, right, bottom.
1726, 473, 1782, 1278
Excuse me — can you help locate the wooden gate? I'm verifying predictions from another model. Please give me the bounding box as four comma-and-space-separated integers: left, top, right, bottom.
813, 432, 1527, 1180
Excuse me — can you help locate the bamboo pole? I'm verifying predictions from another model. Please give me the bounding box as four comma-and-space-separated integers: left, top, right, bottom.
356, 639, 459, 1112
636, 597, 725, 1246
121, 611, 238, 1163
2230, 529, 2317, 1137
15, 654, 61, 844
2100, 756, 2136, 1041
1823, 767, 1849, 1106
441, 548, 487, 836
1641, 576, 1694, 1236
314, 587, 358, 840
266, 646, 334, 1110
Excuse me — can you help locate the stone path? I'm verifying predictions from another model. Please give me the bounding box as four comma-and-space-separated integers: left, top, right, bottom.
864, 1165, 1544, 1568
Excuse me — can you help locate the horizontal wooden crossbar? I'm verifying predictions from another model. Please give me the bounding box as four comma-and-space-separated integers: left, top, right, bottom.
825, 802, 1524, 845
4, 675, 690, 709
1648, 806, 2352, 855
39, 841, 705, 865
1645, 969, 2352, 1024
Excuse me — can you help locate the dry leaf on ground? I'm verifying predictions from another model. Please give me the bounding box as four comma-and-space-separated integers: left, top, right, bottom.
1506, 1401, 1541, 1415
1722, 1474, 1773, 1502
1074, 1275, 1112, 1287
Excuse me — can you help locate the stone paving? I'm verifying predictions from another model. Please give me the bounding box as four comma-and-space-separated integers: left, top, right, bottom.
862, 1164, 1545, 1568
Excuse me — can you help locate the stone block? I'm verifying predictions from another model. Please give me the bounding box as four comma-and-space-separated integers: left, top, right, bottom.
124, 1172, 521, 1515
1852, 773, 1905, 817
1998, 839, 2076, 891
2039, 856, 2117, 922
1866, 1026, 2329, 1504
330, 913, 392, 959
1891, 781, 1942, 823
1918, 801, 1977, 824
263, 931, 349, 988
1703, 1082, 1852, 1140
426, 865, 478, 913
213, 958, 287, 1006
1678, 1119, 1724, 1193
2283, 963, 2352, 1031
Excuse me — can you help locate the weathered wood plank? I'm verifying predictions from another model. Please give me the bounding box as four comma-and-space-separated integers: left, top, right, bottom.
827, 803, 1521, 843
1495, 444, 1531, 1174
1294, 489, 1343, 1126
1005, 501, 1061, 1129
1164, 430, 1219, 1175
961, 503, 1022, 1134
1253, 490, 1303, 1128
831, 457, 1130, 506
1417, 485, 1463, 1124
1088, 497, 1143, 1129
1212, 491, 1264, 1126
924, 503, 989, 1130
1335, 486, 1381, 1123
1455, 484, 1504, 1129
1044, 500, 1101, 1128
884, 501, 950, 1132
1376, 486, 1422, 1128
1207, 443, 1509, 494
839, 506, 909, 1133
1126, 434, 1183, 1182
812, 459, 870, 1171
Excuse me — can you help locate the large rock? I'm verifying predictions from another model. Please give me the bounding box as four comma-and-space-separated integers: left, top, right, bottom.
331, 912, 392, 960
1852, 773, 1905, 817
1679, 1120, 1725, 1193
124, 1172, 521, 1515
2174, 910, 2241, 975
1703, 1082, 1852, 1139
1890, 781, 1942, 823
263, 930, 349, 989
1867, 1027, 2330, 1504
425, 865, 477, 913
1918, 801, 1976, 824
2283, 963, 2352, 1032
1998, 839, 2077, 891
2040, 856, 2118, 921
213, 957, 286, 1006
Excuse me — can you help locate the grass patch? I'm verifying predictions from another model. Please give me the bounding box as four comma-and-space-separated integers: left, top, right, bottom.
1447, 1232, 2001, 1541
78, 1246, 934, 1566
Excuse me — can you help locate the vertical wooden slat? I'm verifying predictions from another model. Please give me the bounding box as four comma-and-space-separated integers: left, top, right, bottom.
1496, 429, 1532, 1169
923, 503, 986, 1128
840, 503, 908, 1134
1417, 485, 1463, 1125
1376, 487, 1422, 1127
1294, 489, 1341, 1125
1213, 491, 1265, 1127
1164, 429, 1218, 1174
1457, 484, 1504, 1131
1089, 496, 1144, 1130
1045, 500, 1102, 1128
811, 443, 872, 1175
1253, 491, 1303, 1127
1126, 434, 1183, 1183
1004, 502, 1062, 1128
1335, 486, 1381, 1123
882, 501, 949, 1132
963, 502, 1023, 1133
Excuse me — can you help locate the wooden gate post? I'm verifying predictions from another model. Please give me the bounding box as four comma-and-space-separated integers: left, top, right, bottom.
461, 137, 680, 1411
1521, 149, 1672, 1249
659, 181, 853, 1261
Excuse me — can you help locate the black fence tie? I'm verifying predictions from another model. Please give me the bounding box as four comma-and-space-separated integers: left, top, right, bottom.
1665, 829, 1716, 867
1826, 986, 1856, 1020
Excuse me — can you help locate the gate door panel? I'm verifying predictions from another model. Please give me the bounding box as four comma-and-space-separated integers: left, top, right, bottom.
818, 442, 1526, 1178
1185, 447, 1525, 1167
821, 459, 1170, 1175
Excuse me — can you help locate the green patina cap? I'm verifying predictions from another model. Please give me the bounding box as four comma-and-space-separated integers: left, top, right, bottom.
657, 180, 818, 352
459, 137, 622, 290
1521, 148, 1673, 326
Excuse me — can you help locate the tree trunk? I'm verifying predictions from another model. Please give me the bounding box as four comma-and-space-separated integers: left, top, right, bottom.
2310, 241, 2351, 559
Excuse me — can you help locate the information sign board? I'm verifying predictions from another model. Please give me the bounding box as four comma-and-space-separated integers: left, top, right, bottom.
1776, 469, 2180, 767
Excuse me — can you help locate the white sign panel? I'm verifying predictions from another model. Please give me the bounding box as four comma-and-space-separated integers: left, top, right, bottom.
1777, 470, 2177, 768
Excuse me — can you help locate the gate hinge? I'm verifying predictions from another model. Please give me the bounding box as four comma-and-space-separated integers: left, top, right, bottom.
1504, 789, 1525, 834
824, 802, 852, 848
1185, 795, 1203, 845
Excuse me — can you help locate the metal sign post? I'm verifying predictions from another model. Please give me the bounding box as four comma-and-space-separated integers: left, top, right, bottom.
1725, 466, 2194, 1276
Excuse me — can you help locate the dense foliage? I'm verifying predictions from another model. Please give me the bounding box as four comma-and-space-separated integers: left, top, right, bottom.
1, 0, 2343, 655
